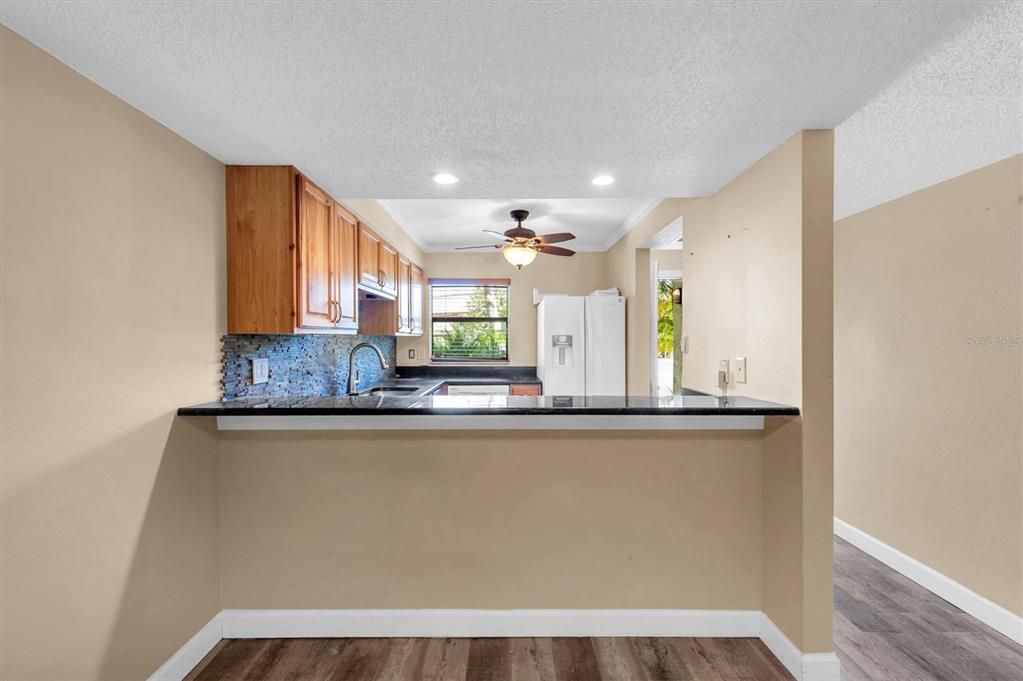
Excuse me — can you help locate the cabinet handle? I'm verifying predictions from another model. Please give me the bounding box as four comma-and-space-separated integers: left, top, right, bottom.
378, 270, 386, 287
330, 300, 341, 324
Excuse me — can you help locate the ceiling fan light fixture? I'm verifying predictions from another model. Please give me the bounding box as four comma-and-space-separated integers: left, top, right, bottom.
502, 244, 537, 270
431, 172, 460, 185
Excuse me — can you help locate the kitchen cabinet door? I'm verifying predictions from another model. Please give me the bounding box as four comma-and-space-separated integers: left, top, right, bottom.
335, 203, 359, 331
409, 264, 424, 336
358, 223, 381, 289
396, 254, 412, 333
379, 241, 399, 297
296, 177, 336, 329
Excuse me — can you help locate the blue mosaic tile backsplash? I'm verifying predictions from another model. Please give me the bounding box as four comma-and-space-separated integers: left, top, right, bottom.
221, 334, 396, 399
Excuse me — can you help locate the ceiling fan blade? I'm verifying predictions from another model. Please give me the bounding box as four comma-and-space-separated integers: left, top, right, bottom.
482, 229, 512, 241
537, 245, 576, 257
455, 244, 501, 250
535, 232, 575, 245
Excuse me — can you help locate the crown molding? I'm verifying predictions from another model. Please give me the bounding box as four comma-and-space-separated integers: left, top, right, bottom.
600, 197, 663, 251
374, 200, 427, 251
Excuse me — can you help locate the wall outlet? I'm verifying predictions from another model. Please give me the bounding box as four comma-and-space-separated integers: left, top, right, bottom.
735, 356, 747, 384
251, 357, 269, 385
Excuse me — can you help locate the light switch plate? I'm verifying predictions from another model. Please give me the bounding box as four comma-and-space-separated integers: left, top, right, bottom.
718, 359, 730, 389
408, 348, 416, 360
735, 356, 747, 384
251, 357, 269, 385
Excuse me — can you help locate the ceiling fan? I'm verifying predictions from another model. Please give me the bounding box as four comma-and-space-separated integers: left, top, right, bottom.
456, 209, 576, 269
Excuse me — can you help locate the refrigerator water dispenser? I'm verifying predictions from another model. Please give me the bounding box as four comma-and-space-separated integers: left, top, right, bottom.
552, 334, 574, 367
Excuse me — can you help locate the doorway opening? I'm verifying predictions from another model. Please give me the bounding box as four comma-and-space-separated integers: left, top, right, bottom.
655, 272, 682, 396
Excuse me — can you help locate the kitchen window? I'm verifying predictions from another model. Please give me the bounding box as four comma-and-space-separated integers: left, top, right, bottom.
430, 278, 509, 361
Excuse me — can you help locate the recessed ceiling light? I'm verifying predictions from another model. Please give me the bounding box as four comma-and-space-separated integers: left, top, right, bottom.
591, 175, 615, 186
432, 173, 459, 185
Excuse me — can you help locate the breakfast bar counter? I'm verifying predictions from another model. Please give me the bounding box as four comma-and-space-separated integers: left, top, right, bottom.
178, 393, 798, 430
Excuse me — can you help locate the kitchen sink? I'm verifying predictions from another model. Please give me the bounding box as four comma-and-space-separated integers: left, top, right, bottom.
357, 386, 419, 396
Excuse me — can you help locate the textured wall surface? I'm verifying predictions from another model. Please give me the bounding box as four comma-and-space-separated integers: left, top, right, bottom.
603, 199, 693, 395
675, 131, 836, 652
835, 155, 1022, 616
1, 27, 223, 680
223, 335, 396, 399
220, 429, 764, 610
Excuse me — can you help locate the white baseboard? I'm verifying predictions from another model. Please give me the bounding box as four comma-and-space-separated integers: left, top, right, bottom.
220, 608, 763, 638
835, 517, 1023, 644
759, 615, 841, 681
147, 612, 222, 681
154, 609, 840, 681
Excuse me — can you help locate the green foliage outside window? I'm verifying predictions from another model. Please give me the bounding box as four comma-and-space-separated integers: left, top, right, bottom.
657, 279, 677, 357
431, 284, 509, 360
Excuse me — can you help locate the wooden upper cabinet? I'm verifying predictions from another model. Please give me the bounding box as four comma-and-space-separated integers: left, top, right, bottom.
227, 166, 298, 334
396, 254, 412, 334
379, 241, 399, 297
297, 177, 337, 330
357, 222, 399, 299
409, 264, 424, 337
227, 165, 416, 335
358, 223, 382, 290
334, 203, 359, 331
227, 165, 367, 335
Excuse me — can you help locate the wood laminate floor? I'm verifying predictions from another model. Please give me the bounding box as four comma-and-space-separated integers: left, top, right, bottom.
185, 538, 1023, 680
184, 636, 791, 681
833, 536, 1023, 681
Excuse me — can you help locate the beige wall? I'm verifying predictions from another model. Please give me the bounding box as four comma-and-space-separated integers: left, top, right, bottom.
1, 27, 224, 680
220, 430, 765, 609
217, 422, 824, 651
398, 251, 607, 366
605, 199, 692, 394
680, 135, 805, 405
662, 131, 836, 651
652, 249, 684, 274
796, 130, 836, 651
835, 155, 1023, 617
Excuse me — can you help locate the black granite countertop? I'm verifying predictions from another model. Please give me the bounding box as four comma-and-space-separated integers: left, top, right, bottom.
178, 392, 799, 416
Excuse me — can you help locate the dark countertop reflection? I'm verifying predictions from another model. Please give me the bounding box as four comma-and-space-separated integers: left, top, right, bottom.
178, 392, 799, 417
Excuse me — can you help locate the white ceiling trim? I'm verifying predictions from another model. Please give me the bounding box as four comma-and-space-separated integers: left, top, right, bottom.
600, 198, 665, 252
374, 200, 427, 251
643, 216, 685, 250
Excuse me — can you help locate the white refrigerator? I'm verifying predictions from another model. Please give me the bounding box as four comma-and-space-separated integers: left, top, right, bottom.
536, 295, 626, 396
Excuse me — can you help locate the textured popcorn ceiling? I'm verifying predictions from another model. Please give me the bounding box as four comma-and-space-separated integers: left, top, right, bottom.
835, 1, 1023, 219
1, 0, 1015, 243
